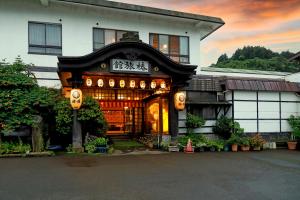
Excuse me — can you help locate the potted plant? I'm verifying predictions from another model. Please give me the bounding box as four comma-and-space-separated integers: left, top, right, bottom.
287, 115, 300, 150
240, 137, 250, 151
85, 137, 108, 153
250, 133, 265, 151
227, 121, 244, 152
227, 134, 241, 152
186, 113, 205, 134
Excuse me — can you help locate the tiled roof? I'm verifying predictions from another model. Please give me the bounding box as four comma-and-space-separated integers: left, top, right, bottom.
201, 67, 291, 76
185, 76, 222, 91
225, 79, 300, 92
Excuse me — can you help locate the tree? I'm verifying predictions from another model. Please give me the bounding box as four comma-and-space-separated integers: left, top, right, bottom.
217, 53, 228, 63
211, 46, 299, 72
54, 96, 107, 136
0, 57, 58, 136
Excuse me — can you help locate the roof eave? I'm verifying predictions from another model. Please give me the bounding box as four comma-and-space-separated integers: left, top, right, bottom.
53, 0, 225, 25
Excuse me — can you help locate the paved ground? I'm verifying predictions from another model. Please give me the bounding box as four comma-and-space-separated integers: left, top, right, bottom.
0, 150, 300, 200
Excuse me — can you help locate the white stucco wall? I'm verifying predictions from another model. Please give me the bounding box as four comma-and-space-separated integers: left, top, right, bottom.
0, 0, 203, 79
228, 91, 300, 133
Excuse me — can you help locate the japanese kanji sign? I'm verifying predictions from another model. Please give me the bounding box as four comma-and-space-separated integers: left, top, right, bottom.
110, 59, 150, 74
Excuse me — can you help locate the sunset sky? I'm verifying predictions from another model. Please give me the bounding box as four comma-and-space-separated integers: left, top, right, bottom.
113, 0, 300, 67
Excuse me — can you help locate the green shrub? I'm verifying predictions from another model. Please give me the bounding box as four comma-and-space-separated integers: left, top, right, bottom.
213, 116, 232, 139
186, 113, 205, 134
227, 134, 242, 145
287, 115, 300, 141
206, 139, 225, 151
249, 133, 265, 148
0, 58, 58, 135
54, 96, 107, 135
85, 144, 96, 154
0, 139, 31, 154
84, 137, 108, 153
240, 137, 250, 146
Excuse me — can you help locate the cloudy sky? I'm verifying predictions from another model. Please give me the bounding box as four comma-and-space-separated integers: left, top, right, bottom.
112, 0, 300, 67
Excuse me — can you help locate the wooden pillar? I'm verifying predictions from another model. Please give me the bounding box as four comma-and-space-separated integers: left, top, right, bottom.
71, 72, 83, 152
72, 109, 83, 152
169, 89, 178, 137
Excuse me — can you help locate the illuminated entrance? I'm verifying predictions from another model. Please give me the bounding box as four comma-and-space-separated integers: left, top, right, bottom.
80, 75, 171, 135
57, 36, 196, 148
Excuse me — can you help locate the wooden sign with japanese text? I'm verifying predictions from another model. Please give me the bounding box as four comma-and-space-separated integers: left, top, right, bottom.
110, 59, 150, 74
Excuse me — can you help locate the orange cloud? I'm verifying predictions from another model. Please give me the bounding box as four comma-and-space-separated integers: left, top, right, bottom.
114, 0, 300, 66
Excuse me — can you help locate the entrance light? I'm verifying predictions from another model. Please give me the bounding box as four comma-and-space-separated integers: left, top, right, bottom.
109, 79, 115, 88
160, 81, 166, 89
120, 79, 125, 88
86, 78, 92, 87
140, 81, 146, 89
130, 80, 135, 88
70, 89, 82, 110
97, 79, 104, 87
150, 80, 156, 89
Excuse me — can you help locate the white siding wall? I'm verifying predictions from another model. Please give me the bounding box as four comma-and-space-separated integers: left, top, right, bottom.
228, 91, 300, 133
0, 0, 204, 88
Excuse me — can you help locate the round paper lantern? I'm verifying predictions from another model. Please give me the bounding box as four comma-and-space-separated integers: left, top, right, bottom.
86, 78, 92, 87
150, 80, 156, 89
119, 80, 125, 88
160, 81, 166, 89
140, 81, 146, 89
97, 79, 104, 87
70, 89, 82, 110
174, 91, 186, 111
109, 79, 115, 88
130, 80, 135, 88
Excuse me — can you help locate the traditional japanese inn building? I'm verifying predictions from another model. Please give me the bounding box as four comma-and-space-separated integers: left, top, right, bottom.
1, 0, 300, 143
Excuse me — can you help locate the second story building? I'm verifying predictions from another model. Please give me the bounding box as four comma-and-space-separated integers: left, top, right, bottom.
0, 0, 224, 88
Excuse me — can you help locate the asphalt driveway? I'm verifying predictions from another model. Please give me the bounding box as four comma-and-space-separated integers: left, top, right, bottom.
0, 150, 300, 200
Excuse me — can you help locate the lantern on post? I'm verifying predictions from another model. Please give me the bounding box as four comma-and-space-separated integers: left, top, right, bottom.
174, 91, 186, 111
70, 89, 83, 110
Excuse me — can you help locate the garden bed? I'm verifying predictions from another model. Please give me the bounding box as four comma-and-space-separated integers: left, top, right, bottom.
0, 151, 54, 158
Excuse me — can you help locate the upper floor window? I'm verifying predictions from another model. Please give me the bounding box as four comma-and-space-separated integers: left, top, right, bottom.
28, 22, 62, 55
149, 33, 189, 63
93, 28, 138, 51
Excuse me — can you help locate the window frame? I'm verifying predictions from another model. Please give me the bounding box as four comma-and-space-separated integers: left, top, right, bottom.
149, 33, 190, 64
28, 21, 62, 56
93, 27, 139, 51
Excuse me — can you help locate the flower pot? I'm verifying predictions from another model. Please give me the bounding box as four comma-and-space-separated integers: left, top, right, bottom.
241, 146, 250, 151
95, 146, 107, 153
231, 144, 238, 152
168, 145, 179, 152
209, 147, 216, 152
223, 145, 230, 152
199, 147, 205, 152
253, 146, 261, 151
287, 141, 297, 150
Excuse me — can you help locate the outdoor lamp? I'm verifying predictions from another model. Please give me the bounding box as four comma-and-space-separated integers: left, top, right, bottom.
86, 78, 92, 87
160, 81, 166, 89
140, 81, 146, 89
109, 79, 115, 88
70, 89, 83, 110
150, 80, 156, 89
174, 91, 186, 111
97, 79, 104, 87
130, 80, 135, 88
120, 79, 125, 88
